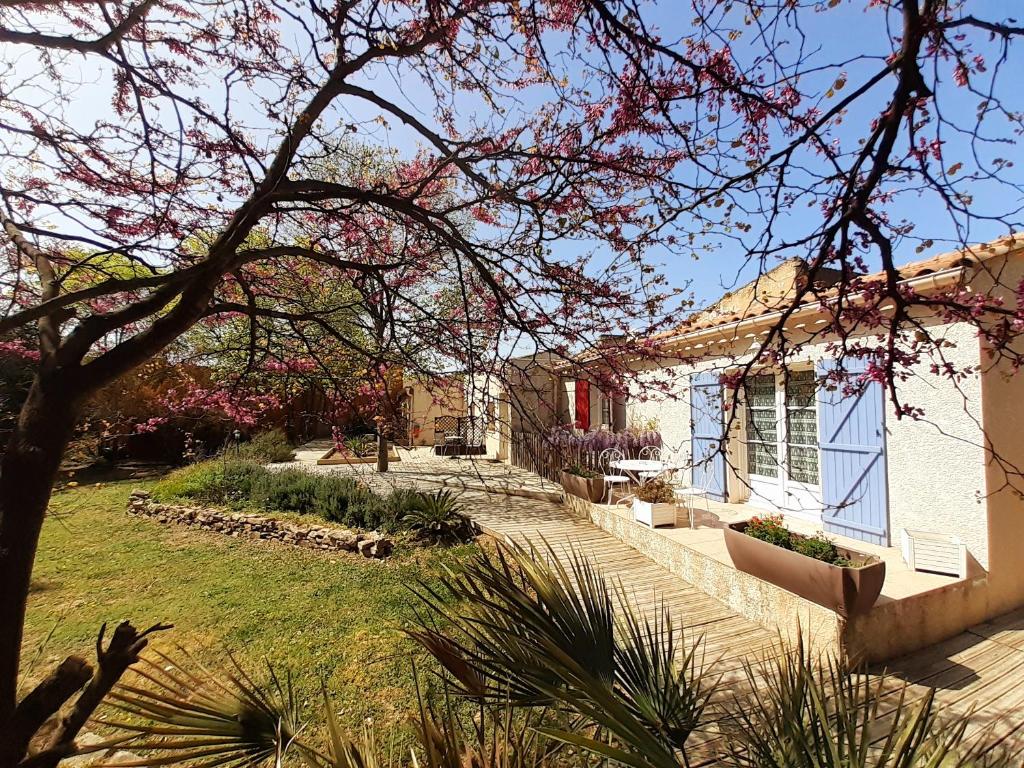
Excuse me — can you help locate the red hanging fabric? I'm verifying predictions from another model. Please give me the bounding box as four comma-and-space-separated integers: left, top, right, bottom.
575, 380, 590, 430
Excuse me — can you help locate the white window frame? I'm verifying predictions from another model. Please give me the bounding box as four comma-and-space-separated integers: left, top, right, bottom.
743, 367, 822, 520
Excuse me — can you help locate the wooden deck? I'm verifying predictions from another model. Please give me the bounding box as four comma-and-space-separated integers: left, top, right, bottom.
466, 489, 778, 668
298, 448, 1024, 761
468, 491, 1024, 762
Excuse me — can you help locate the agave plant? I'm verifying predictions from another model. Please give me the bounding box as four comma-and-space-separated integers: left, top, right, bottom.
402, 490, 477, 544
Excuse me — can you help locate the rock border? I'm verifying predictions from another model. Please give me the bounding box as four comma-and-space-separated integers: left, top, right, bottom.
127, 490, 394, 559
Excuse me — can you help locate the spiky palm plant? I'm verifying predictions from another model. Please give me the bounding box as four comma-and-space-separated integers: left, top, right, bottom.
93, 541, 1010, 768
97, 648, 301, 768
402, 490, 476, 544
724, 639, 1007, 768
408, 540, 712, 768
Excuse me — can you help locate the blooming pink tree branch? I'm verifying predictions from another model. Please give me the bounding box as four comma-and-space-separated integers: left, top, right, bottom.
0, 1, 1023, 759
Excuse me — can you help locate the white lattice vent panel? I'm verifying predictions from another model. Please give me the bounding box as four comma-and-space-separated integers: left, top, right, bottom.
901, 528, 967, 579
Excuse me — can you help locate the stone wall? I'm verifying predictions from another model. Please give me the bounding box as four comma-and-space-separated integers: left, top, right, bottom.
127, 489, 394, 558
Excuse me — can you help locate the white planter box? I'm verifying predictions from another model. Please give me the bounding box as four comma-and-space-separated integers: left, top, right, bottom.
900, 528, 968, 578
633, 499, 676, 528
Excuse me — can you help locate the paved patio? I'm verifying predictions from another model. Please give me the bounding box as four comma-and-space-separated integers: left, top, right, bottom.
292, 443, 1024, 762
294, 441, 562, 501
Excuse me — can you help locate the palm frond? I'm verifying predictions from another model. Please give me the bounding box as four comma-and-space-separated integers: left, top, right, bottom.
296, 688, 381, 768
613, 589, 714, 749
96, 648, 301, 768
408, 538, 616, 704
724, 637, 1011, 768
408, 538, 714, 768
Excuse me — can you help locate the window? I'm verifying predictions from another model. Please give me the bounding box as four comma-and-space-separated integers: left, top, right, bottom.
600, 394, 612, 427
745, 374, 778, 478
743, 369, 820, 484
785, 370, 819, 483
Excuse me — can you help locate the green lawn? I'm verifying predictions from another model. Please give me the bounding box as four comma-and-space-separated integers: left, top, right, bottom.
22, 480, 479, 737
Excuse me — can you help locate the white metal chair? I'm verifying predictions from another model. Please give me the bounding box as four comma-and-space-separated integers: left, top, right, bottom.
672, 456, 714, 529
637, 445, 665, 481
598, 448, 631, 505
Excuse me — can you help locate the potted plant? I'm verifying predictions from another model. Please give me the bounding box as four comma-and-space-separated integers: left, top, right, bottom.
560, 464, 606, 503
723, 514, 886, 618
632, 479, 676, 528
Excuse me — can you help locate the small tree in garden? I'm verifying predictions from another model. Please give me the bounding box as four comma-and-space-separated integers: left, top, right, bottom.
1, 0, 1024, 762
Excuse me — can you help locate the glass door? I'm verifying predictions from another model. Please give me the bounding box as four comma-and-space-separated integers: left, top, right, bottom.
743, 369, 823, 519
782, 370, 823, 519
745, 373, 783, 509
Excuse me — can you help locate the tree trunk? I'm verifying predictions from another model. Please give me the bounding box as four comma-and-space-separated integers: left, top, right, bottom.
376, 432, 389, 473
0, 375, 80, 745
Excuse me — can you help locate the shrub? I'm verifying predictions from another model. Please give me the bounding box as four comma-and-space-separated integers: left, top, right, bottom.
250, 468, 323, 514
744, 514, 793, 550
152, 459, 264, 506
236, 428, 295, 463
154, 459, 464, 537
402, 490, 476, 544
314, 482, 420, 532
340, 487, 390, 530
793, 532, 853, 566
635, 478, 674, 504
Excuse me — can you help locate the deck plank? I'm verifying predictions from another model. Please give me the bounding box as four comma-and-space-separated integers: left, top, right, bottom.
299, 447, 1024, 762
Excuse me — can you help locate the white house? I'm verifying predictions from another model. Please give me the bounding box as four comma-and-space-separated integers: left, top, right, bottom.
497, 236, 1024, 653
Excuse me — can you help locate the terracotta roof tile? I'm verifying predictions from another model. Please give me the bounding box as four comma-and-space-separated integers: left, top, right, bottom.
655, 234, 1024, 342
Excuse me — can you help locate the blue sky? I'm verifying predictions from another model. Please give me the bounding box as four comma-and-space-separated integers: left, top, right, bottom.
4, 0, 1021, 311
335, 0, 1023, 307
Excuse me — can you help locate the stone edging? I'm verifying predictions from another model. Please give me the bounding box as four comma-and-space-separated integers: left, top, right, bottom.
127, 489, 394, 558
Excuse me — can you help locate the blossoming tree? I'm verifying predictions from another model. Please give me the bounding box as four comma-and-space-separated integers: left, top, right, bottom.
1, 0, 1023, 761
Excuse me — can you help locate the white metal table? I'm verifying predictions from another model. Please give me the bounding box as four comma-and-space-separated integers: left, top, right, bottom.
610, 459, 675, 484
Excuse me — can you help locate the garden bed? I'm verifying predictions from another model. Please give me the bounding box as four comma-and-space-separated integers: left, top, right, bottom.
151, 458, 476, 543
128, 489, 394, 557
317, 447, 401, 465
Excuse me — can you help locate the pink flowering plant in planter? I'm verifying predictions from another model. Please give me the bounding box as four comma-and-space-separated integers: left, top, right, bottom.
726, 515, 886, 617
743, 514, 858, 567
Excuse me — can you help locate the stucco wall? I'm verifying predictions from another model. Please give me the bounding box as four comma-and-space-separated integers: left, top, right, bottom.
880, 322, 987, 567
976, 251, 1024, 612
625, 365, 692, 458
622, 324, 990, 567
406, 380, 466, 446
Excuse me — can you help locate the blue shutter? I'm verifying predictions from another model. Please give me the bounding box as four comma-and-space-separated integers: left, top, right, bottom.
816, 359, 890, 545
690, 372, 726, 501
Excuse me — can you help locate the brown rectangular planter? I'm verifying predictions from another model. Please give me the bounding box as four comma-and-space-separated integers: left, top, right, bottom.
724, 522, 885, 618
560, 471, 606, 503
